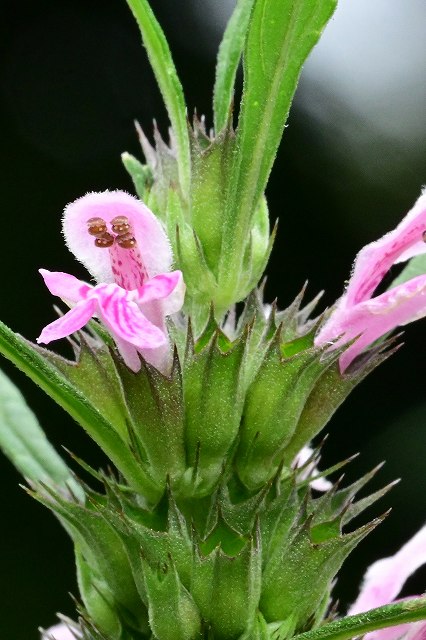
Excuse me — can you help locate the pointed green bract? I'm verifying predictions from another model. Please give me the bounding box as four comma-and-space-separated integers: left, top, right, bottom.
30, 455, 393, 639
213, 0, 256, 133
121, 152, 153, 202
219, 0, 337, 304
142, 557, 201, 640
237, 338, 337, 490
182, 330, 246, 496
125, 0, 191, 201
113, 355, 187, 489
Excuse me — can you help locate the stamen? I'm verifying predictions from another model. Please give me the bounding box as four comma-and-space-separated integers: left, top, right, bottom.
95, 232, 115, 248
111, 216, 131, 236
116, 233, 137, 249
422, 230, 426, 243
87, 217, 107, 237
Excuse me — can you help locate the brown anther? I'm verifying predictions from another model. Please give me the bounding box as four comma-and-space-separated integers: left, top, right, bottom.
116, 233, 137, 249
111, 215, 131, 236
422, 230, 426, 243
94, 232, 115, 248
87, 217, 107, 237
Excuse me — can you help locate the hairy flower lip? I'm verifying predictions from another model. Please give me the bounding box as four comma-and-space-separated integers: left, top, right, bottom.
63, 190, 173, 287
315, 190, 426, 372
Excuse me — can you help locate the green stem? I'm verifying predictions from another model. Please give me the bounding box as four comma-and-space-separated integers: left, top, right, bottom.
293, 598, 426, 640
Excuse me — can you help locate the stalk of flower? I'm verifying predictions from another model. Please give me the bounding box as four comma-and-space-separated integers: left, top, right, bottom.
315, 190, 426, 372
37, 191, 185, 374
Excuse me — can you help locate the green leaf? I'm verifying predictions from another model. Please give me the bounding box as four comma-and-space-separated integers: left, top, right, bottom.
213, 0, 256, 133
0, 367, 76, 490
219, 0, 337, 297
0, 321, 160, 499
121, 152, 153, 201
292, 597, 426, 640
125, 0, 191, 200
389, 253, 426, 289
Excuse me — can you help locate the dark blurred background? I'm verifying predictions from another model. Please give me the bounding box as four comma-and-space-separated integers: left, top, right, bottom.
1, 0, 425, 637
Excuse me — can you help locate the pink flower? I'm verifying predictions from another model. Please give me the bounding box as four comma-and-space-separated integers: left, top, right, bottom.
315, 190, 426, 372
292, 445, 332, 492
37, 191, 185, 373
41, 622, 80, 639
348, 524, 426, 640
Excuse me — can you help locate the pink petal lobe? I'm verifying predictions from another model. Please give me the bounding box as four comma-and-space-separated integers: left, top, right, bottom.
95, 284, 167, 350
292, 446, 332, 491
345, 190, 426, 307
316, 274, 426, 371
63, 190, 172, 284
365, 620, 412, 640
42, 622, 81, 639
137, 271, 184, 307
39, 269, 91, 302
111, 335, 143, 372
348, 524, 426, 616
406, 621, 426, 640
37, 299, 97, 344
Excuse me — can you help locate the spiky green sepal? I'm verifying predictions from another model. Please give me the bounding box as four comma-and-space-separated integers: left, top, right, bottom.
0, 288, 399, 640
122, 118, 273, 320
32, 453, 391, 640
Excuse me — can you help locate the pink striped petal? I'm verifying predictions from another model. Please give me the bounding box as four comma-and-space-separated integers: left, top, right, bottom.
137, 271, 183, 305
111, 335, 143, 372
39, 269, 91, 302
346, 190, 426, 306
95, 284, 167, 350
113, 324, 171, 373
37, 299, 97, 344
349, 524, 426, 616
137, 270, 185, 317
317, 274, 426, 371
63, 191, 172, 284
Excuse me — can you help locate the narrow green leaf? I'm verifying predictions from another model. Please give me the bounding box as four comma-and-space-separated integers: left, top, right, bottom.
0, 367, 75, 489
213, 0, 256, 133
390, 254, 426, 289
121, 151, 153, 201
126, 0, 191, 200
0, 321, 160, 499
292, 597, 426, 640
219, 0, 337, 293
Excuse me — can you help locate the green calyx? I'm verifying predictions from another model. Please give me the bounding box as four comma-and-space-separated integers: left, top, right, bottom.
0, 287, 405, 640
0, 288, 394, 504
123, 118, 273, 319
31, 452, 391, 640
